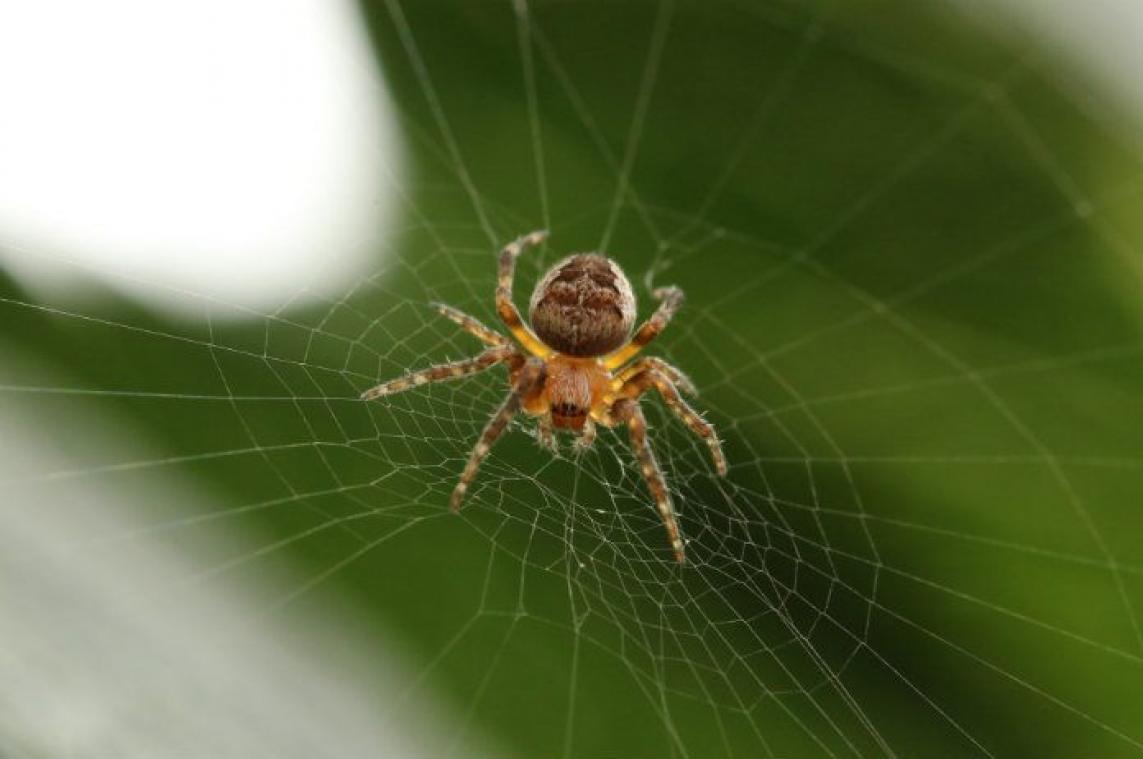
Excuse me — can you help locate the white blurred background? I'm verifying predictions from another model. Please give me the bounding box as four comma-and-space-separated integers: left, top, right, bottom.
0, 0, 402, 316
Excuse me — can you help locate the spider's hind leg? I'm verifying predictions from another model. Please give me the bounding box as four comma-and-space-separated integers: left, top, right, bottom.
430, 302, 508, 347
604, 286, 685, 369
496, 231, 552, 358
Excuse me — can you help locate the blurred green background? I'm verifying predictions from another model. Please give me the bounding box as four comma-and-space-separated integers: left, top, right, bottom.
3, 0, 1143, 756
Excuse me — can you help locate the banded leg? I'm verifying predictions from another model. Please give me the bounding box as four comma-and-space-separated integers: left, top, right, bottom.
620, 369, 728, 476
431, 302, 508, 347
535, 414, 558, 453
361, 345, 516, 401
614, 356, 697, 396
497, 230, 551, 357
450, 360, 545, 511
615, 399, 685, 564
604, 286, 685, 369
574, 417, 597, 451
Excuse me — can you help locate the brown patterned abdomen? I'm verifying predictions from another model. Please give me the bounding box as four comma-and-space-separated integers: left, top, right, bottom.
528, 254, 636, 356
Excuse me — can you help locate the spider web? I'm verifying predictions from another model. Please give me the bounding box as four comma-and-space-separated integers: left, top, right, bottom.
3, 0, 1143, 756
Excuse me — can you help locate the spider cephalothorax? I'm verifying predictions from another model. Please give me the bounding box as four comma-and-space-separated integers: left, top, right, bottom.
362, 231, 727, 563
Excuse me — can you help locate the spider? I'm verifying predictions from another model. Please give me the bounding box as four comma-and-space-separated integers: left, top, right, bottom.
361, 231, 727, 563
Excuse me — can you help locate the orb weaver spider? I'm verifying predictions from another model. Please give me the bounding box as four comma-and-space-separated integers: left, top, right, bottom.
362, 231, 727, 563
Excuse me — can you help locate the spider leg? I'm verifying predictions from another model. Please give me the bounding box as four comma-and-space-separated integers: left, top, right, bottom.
613, 398, 685, 564
430, 302, 509, 347
613, 356, 697, 396
573, 417, 597, 451
450, 359, 546, 511
620, 368, 728, 476
496, 230, 552, 358
535, 414, 559, 453
604, 286, 684, 369
360, 345, 518, 401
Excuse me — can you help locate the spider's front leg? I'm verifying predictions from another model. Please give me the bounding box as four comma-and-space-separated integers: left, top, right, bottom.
450, 358, 546, 511
535, 415, 559, 453
618, 366, 728, 476
614, 356, 697, 396
573, 417, 597, 452
610, 398, 685, 564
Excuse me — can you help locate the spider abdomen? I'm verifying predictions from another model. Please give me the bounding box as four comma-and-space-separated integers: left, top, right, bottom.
529, 254, 636, 357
